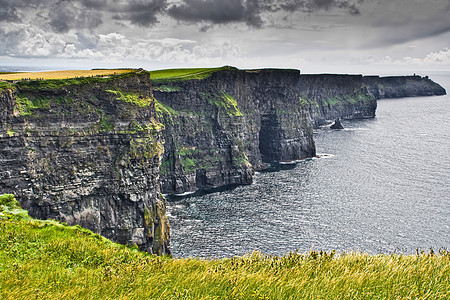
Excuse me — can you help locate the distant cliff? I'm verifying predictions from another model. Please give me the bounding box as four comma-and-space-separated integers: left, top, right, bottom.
363, 75, 446, 99
153, 69, 371, 195
152, 68, 446, 195
297, 74, 377, 128
0, 71, 170, 254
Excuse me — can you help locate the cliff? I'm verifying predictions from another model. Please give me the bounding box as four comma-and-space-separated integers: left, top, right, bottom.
298, 74, 377, 128
152, 68, 316, 195
152, 68, 446, 195
0, 71, 170, 254
363, 75, 446, 99
1, 67, 445, 252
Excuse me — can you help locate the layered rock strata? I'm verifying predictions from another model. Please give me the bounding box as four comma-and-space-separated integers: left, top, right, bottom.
363, 75, 446, 99
153, 69, 446, 195
153, 68, 316, 195
0, 67, 445, 253
0, 72, 170, 254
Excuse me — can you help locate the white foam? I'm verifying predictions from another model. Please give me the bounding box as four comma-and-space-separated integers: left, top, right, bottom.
315, 153, 335, 159
342, 127, 370, 131
174, 191, 196, 197
279, 160, 302, 165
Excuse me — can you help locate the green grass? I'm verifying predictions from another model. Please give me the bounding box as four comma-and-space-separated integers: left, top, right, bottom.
322, 93, 375, 107
154, 98, 180, 118
0, 80, 14, 92
150, 66, 236, 82
204, 91, 243, 117
154, 85, 182, 92
106, 89, 153, 108
13, 70, 143, 92
1, 194, 449, 299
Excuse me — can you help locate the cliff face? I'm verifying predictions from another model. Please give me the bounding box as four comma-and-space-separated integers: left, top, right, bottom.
363, 75, 447, 99
153, 69, 446, 195
154, 68, 317, 195
1, 67, 445, 252
298, 74, 377, 128
0, 72, 170, 254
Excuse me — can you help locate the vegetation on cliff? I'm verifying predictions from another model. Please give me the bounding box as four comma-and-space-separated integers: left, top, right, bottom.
205, 91, 243, 117
0, 70, 170, 255
1, 194, 448, 300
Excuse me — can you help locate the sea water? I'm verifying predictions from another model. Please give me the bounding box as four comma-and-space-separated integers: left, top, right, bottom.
167, 72, 450, 258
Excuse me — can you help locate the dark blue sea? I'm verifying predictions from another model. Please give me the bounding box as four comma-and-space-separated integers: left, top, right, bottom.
167, 72, 450, 258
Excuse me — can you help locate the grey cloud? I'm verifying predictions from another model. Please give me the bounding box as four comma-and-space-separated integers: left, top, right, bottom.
112, 0, 168, 26
48, 1, 77, 33
370, 22, 450, 49
244, 0, 264, 28
48, 0, 103, 33
167, 0, 362, 28
280, 0, 361, 15
0, 0, 167, 31
0, 0, 39, 22
0, 7, 20, 22
167, 0, 247, 24
79, 0, 108, 9
363, 0, 450, 47
0, 0, 363, 32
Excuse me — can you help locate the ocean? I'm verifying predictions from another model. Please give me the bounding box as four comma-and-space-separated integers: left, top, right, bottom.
167, 72, 450, 258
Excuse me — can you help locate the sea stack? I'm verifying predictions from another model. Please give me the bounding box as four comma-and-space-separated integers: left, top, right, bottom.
330, 118, 344, 130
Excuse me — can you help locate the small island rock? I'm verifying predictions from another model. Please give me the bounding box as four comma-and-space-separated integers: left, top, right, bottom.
330, 118, 344, 130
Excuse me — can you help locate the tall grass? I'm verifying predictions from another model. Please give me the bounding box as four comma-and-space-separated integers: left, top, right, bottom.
1, 195, 449, 299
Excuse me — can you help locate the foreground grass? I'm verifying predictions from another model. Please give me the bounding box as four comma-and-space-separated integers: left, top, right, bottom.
1, 195, 449, 299
0, 69, 135, 81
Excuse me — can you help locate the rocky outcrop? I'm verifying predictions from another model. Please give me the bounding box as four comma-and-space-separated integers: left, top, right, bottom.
330, 118, 344, 130
0, 72, 170, 254
363, 75, 446, 99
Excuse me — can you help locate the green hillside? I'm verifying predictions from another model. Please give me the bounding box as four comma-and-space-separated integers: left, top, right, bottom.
1, 194, 449, 299
149, 66, 236, 82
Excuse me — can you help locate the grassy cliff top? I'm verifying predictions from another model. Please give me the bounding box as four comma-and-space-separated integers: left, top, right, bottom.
1, 194, 449, 299
149, 66, 237, 81
0, 69, 136, 81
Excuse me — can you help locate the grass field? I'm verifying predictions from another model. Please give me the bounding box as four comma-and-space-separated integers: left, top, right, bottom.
0, 67, 229, 82
0, 69, 135, 81
1, 194, 449, 299
149, 66, 235, 81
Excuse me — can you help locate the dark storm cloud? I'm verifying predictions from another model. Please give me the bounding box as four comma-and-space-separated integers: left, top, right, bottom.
112, 0, 168, 26
167, 0, 247, 24
0, 0, 41, 22
280, 0, 361, 15
0, 0, 167, 30
0, 0, 362, 31
0, 7, 19, 22
167, 0, 362, 28
363, 0, 450, 47
48, 0, 103, 33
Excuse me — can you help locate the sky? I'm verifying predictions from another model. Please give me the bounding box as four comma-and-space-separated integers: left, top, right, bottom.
0, 0, 449, 74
